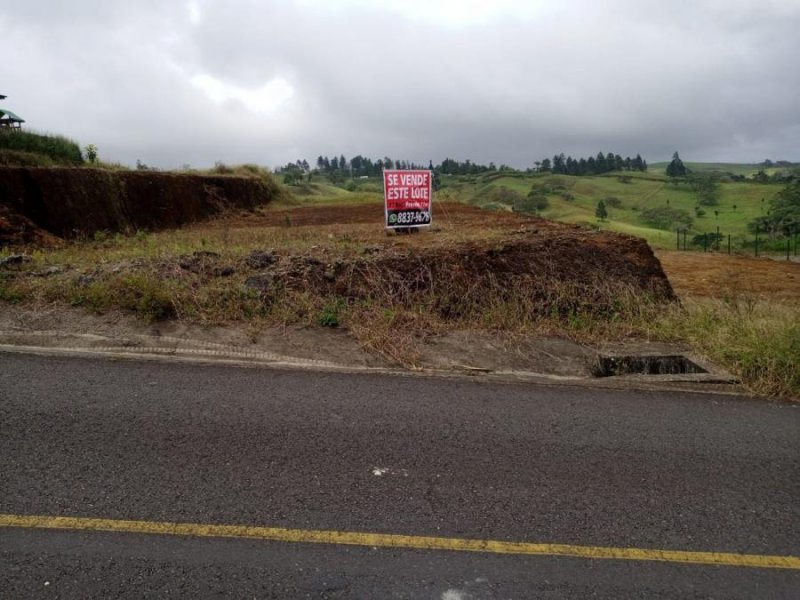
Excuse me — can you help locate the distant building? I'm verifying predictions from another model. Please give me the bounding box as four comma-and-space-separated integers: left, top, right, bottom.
0, 94, 25, 129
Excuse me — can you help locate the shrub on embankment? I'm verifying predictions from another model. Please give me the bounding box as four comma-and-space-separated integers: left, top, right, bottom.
0, 167, 281, 240
0, 130, 84, 165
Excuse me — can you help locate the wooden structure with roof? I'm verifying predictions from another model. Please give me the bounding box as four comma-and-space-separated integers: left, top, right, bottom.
0, 94, 25, 129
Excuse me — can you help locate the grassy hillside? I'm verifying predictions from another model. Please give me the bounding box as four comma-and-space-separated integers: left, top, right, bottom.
277, 168, 790, 251
438, 172, 784, 251
0, 129, 84, 166
648, 161, 797, 178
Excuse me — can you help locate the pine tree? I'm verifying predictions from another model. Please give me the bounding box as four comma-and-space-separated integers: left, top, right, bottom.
596, 152, 607, 173
596, 200, 608, 220
666, 152, 687, 178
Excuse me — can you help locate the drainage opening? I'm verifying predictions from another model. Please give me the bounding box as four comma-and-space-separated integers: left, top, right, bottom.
592, 355, 707, 378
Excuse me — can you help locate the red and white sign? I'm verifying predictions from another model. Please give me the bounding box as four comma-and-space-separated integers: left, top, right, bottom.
383, 169, 432, 228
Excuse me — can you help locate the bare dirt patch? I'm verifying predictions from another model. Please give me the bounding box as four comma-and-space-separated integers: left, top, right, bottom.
657, 251, 800, 300
0, 166, 280, 241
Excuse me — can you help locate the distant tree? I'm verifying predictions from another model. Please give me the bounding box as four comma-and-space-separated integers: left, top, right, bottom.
282, 161, 305, 185
527, 186, 550, 211
487, 186, 525, 208
283, 169, 304, 185
84, 144, 98, 164
539, 158, 552, 172
666, 152, 688, 178
691, 232, 724, 248
595, 152, 607, 173
753, 170, 770, 183
641, 206, 693, 230
688, 173, 720, 206
749, 180, 800, 237
596, 199, 608, 220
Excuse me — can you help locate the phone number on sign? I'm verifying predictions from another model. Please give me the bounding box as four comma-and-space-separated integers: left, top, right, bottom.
390, 211, 431, 225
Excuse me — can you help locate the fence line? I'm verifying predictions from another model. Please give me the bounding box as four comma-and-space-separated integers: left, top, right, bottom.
675, 226, 799, 260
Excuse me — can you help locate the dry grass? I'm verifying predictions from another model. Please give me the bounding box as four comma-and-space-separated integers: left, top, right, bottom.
643, 297, 799, 398
2, 200, 798, 399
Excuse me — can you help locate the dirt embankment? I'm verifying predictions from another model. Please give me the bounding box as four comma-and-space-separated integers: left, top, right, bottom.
177, 202, 674, 314
0, 167, 277, 245
256, 230, 675, 318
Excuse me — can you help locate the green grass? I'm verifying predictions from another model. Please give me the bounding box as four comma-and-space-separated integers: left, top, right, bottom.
438, 172, 783, 250
269, 171, 787, 251
645, 297, 800, 398
648, 161, 798, 177
0, 129, 84, 165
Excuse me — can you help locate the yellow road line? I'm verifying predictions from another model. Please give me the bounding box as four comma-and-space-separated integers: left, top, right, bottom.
1, 513, 798, 570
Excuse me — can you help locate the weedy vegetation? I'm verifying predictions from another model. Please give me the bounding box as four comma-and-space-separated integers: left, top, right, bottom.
0, 129, 84, 165
1, 156, 798, 398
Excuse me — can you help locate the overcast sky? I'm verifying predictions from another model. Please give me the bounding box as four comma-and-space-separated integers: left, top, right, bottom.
2, 0, 798, 169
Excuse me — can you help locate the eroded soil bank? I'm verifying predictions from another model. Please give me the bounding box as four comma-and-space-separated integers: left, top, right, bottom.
0, 167, 278, 245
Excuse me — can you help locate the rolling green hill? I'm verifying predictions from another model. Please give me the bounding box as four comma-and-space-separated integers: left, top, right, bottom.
0, 129, 84, 166
648, 161, 797, 178
445, 172, 783, 250
306, 168, 791, 252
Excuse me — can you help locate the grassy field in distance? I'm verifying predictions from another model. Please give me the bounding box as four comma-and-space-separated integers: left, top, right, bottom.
647, 161, 793, 177
433, 170, 784, 251
280, 166, 790, 251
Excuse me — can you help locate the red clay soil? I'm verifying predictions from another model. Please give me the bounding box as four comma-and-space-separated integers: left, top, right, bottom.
0, 167, 277, 241
0, 203, 61, 247
257, 201, 531, 228
225, 202, 676, 314
268, 233, 675, 318
658, 251, 800, 300
253, 203, 798, 302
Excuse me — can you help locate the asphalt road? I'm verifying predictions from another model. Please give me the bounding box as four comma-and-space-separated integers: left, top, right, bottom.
1, 352, 798, 598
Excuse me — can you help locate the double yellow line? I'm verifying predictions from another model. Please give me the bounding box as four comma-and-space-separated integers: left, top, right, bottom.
2, 513, 798, 570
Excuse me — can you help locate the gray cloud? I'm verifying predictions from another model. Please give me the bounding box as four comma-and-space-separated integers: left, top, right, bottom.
2, 0, 798, 168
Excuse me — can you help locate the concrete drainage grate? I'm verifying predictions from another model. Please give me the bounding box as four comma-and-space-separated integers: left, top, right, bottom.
592, 355, 708, 378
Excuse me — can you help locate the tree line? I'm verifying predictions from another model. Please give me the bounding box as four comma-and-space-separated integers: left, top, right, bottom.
536, 152, 647, 175
278, 152, 647, 177
302, 155, 427, 177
